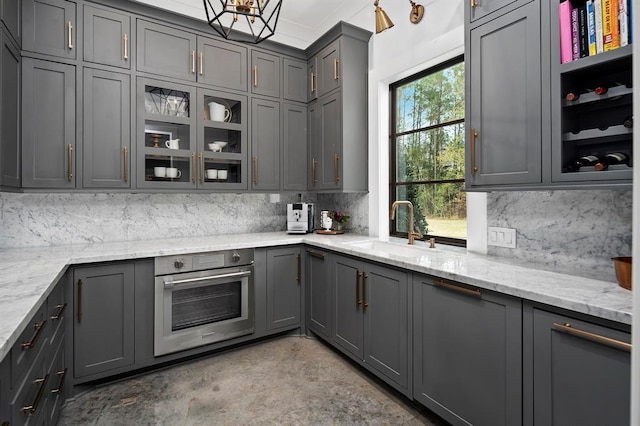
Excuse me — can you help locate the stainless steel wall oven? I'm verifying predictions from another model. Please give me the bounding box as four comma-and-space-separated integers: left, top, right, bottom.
154, 249, 254, 356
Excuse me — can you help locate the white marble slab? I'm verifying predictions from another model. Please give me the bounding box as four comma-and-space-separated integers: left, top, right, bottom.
0, 232, 632, 360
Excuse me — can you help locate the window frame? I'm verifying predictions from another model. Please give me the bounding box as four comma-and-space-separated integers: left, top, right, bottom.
389, 55, 466, 247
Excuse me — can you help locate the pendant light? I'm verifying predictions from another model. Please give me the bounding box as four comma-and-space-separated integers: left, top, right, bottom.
203, 0, 283, 44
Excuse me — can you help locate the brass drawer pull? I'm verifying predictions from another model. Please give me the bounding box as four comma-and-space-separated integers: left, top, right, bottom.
191, 152, 196, 183
21, 320, 47, 350
67, 144, 73, 182
51, 368, 67, 395
310, 72, 316, 93
77, 279, 83, 323
471, 0, 478, 7
471, 128, 478, 175
434, 279, 481, 298
362, 273, 369, 308
199, 52, 204, 75
191, 50, 196, 73
50, 303, 67, 321
21, 374, 49, 414
123, 34, 129, 60
123, 147, 128, 182
306, 250, 325, 259
553, 323, 632, 352
252, 157, 258, 185
334, 154, 340, 182
356, 271, 362, 306
253, 65, 258, 87
199, 153, 205, 184
67, 21, 73, 49
296, 254, 301, 284
311, 159, 318, 185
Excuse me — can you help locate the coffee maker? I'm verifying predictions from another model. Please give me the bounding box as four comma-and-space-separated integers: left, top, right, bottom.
287, 203, 314, 234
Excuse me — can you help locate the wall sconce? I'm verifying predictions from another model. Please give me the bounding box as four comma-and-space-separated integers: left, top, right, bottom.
374, 0, 424, 34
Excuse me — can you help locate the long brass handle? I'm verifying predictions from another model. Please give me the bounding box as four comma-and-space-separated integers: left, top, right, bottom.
199, 52, 204, 75
356, 271, 362, 306
310, 72, 316, 93
434, 279, 481, 298
334, 58, 339, 80
334, 154, 340, 182
21, 374, 49, 414
252, 157, 258, 185
67, 144, 73, 182
123, 34, 128, 60
253, 65, 258, 87
471, 128, 478, 175
50, 303, 67, 321
471, 0, 478, 7
51, 368, 67, 395
296, 254, 301, 284
553, 323, 632, 352
306, 250, 325, 259
21, 321, 47, 350
67, 21, 73, 49
191, 50, 196, 73
199, 153, 205, 184
191, 152, 196, 183
362, 273, 369, 308
77, 279, 83, 323
311, 159, 317, 185
123, 147, 128, 182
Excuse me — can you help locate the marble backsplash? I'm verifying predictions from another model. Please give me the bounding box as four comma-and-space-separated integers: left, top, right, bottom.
316, 193, 370, 235
487, 190, 632, 282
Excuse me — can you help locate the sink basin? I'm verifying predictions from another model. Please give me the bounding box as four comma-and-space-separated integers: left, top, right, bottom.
347, 240, 436, 258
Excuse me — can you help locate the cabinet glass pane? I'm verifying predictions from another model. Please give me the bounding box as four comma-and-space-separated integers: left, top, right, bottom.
202, 158, 242, 185
203, 128, 242, 154
144, 85, 190, 118
144, 154, 191, 183
203, 94, 242, 124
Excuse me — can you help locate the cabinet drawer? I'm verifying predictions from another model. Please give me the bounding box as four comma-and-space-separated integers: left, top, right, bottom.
47, 283, 66, 351
46, 337, 67, 425
10, 341, 49, 426
11, 303, 49, 388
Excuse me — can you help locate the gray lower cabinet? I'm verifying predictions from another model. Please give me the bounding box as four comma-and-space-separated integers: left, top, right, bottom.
333, 255, 410, 395
22, 0, 76, 59
0, 355, 8, 424
83, 4, 131, 69
413, 274, 522, 426
524, 304, 631, 426
198, 36, 247, 91
22, 58, 76, 189
72, 263, 135, 380
265, 246, 302, 331
251, 50, 280, 98
137, 19, 196, 82
282, 102, 307, 191
466, 0, 542, 189
282, 57, 307, 103
83, 68, 131, 188
251, 98, 280, 190
305, 248, 331, 339
0, 28, 20, 188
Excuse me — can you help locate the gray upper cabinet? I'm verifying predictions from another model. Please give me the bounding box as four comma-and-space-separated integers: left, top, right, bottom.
413, 274, 522, 426
198, 36, 247, 91
1, 29, 20, 188
282, 102, 307, 191
83, 5, 131, 69
305, 248, 331, 339
137, 19, 197, 82
22, 58, 76, 188
83, 69, 131, 188
265, 246, 302, 331
282, 57, 307, 103
1, 0, 21, 46
251, 50, 280, 98
466, 1, 542, 189
317, 39, 340, 97
251, 97, 280, 190
467, 0, 532, 24
525, 305, 631, 426
309, 91, 341, 191
22, 0, 76, 59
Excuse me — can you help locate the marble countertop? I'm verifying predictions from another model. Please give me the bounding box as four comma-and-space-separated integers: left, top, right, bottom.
0, 232, 633, 360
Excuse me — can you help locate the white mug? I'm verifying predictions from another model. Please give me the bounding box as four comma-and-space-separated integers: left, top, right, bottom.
165, 139, 180, 150
206, 169, 218, 179
217, 170, 228, 180
166, 168, 181, 179
153, 167, 166, 178
208, 102, 231, 122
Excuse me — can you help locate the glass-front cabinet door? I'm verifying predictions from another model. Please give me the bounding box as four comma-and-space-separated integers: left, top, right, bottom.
197, 88, 247, 190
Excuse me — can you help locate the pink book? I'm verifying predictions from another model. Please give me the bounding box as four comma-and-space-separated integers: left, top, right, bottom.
559, 0, 574, 63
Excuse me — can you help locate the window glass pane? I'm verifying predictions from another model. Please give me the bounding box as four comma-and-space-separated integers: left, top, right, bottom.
395, 62, 465, 133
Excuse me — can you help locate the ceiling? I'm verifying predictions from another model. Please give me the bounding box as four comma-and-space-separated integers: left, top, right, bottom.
132, 0, 375, 49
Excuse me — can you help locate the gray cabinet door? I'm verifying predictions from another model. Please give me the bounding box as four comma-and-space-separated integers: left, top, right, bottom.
73, 263, 135, 379
22, 0, 76, 59
467, 2, 541, 187
317, 91, 342, 190
332, 256, 363, 359
266, 247, 302, 331
251, 50, 280, 98
317, 39, 340, 97
22, 58, 76, 188
1, 0, 21, 46
197, 36, 247, 91
467, 0, 531, 23
83, 4, 131, 69
282, 102, 307, 191
283, 57, 307, 102
413, 275, 522, 426
83, 69, 130, 188
307, 100, 319, 189
305, 248, 331, 339
307, 57, 317, 101
251, 97, 280, 190
528, 307, 630, 426
0, 355, 8, 425
1, 29, 20, 187
137, 19, 196, 82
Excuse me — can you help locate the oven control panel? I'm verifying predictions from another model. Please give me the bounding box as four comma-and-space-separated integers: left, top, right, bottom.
155, 248, 255, 276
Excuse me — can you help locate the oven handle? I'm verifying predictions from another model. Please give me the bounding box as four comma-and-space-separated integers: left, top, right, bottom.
164, 271, 252, 288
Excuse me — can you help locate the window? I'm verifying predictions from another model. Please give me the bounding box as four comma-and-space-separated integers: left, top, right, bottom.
390, 56, 466, 246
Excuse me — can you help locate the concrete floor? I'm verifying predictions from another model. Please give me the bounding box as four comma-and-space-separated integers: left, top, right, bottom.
59, 336, 448, 425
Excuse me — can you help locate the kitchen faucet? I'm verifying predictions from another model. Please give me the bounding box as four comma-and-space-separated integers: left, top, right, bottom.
390, 201, 423, 245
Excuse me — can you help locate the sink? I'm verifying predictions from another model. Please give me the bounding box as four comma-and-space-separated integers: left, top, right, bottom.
346, 240, 437, 258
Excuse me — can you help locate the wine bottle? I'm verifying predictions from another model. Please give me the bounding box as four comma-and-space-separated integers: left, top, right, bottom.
565, 90, 581, 101
594, 83, 608, 95
565, 154, 600, 172
594, 153, 630, 171
622, 115, 633, 128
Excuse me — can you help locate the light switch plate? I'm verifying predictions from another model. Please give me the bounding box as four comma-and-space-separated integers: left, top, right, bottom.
488, 227, 517, 248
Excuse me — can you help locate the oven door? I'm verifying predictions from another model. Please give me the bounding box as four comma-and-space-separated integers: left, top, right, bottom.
154, 266, 254, 356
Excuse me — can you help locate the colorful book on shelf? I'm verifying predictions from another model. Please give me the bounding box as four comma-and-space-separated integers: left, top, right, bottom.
618, 0, 628, 46
571, 7, 580, 60
578, 2, 589, 57
586, 0, 597, 55
559, 0, 574, 63
628, 0, 633, 44
602, 0, 620, 51
594, 0, 604, 53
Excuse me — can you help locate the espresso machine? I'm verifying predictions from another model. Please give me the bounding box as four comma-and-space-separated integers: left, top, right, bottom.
287, 203, 314, 234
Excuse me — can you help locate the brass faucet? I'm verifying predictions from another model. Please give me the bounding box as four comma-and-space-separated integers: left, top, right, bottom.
390, 201, 423, 245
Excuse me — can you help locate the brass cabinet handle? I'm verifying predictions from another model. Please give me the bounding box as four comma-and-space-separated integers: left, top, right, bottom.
199, 52, 204, 75
310, 72, 316, 93
306, 250, 325, 259
362, 273, 369, 308
471, 128, 478, 175
21, 320, 47, 350
51, 368, 67, 395
77, 279, 83, 323
296, 254, 301, 284
334, 154, 340, 182
199, 152, 204, 184
434, 279, 481, 298
252, 157, 258, 185
311, 158, 318, 185
67, 144, 73, 182
253, 65, 258, 87
191, 50, 196, 73
471, 0, 478, 7
123, 147, 128, 182
334, 58, 339, 80
50, 303, 67, 321
356, 271, 363, 306
67, 21, 73, 49
21, 374, 49, 414
123, 34, 128, 60
553, 323, 632, 352
191, 152, 196, 183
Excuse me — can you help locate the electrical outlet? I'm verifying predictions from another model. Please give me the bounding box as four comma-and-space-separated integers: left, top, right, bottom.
488, 227, 517, 248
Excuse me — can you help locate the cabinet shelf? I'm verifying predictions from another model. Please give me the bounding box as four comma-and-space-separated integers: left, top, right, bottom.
563, 163, 632, 174
562, 85, 633, 107
560, 45, 633, 74
143, 113, 191, 126
203, 120, 242, 131
562, 125, 632, 142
